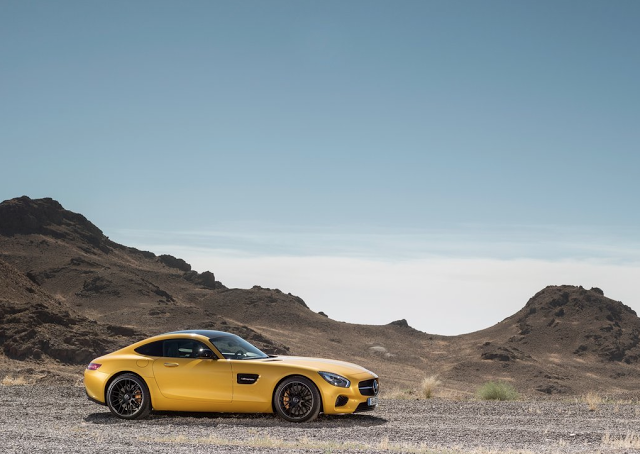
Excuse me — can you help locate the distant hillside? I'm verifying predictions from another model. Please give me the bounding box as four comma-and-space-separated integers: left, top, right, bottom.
1, 196, 640, 397
452, 285, 640, 395
0, 258, 139, 364
509, 285, 640, 363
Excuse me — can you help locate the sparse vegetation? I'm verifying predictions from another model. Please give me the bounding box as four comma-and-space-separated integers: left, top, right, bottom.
6, 385, 640, 454
602, 431, 640, 449
476, 381, 519, 401
383, 387, 416, 400
420, 375, 441, 399
437, 388, 470, 401
142, 433, 544, 453
583, 391, 603, 411
1, 375, 29, 386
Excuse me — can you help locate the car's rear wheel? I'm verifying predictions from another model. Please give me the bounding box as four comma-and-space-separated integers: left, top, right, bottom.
273, 376, 321, 422
106, 373, 151, 420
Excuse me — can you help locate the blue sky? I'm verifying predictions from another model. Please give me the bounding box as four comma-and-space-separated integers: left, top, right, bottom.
1, 1, 639, 334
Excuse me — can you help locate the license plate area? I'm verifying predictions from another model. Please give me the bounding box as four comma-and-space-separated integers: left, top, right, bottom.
367, 397, 378, 406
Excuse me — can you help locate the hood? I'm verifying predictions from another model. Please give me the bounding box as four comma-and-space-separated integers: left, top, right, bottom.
263, 355, 377, 379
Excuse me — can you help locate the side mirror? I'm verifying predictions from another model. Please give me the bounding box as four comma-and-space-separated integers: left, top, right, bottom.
196, 348, 215, 359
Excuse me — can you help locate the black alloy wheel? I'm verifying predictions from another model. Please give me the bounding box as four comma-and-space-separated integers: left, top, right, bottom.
106, 373, 151, 420
273, 376, 321, 422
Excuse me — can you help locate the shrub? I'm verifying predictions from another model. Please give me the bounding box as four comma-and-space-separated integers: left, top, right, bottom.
583, 391, 603, 411
476, 381, 519, 401
420, 375, 442, 399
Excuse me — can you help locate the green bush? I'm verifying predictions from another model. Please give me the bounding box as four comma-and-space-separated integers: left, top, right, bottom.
476, 381, 519, 401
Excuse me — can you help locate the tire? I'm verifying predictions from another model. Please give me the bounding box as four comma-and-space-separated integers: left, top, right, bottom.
273, 376, 321, 422
106, 373, 151, 420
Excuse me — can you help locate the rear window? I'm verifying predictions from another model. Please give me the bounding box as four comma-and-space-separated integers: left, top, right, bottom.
134, 340, 163, 357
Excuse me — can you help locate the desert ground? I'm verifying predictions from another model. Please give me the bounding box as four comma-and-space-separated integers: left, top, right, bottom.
2, 383, 640, 454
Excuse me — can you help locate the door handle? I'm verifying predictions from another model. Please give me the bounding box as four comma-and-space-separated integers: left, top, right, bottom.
163, 362, 179, 367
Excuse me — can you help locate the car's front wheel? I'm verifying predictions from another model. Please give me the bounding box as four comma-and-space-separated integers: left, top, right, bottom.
273, 376, 321, 422
106, 373, 151, 420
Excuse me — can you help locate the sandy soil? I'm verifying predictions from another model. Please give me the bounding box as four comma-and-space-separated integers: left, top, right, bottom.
1, 385, 640, 453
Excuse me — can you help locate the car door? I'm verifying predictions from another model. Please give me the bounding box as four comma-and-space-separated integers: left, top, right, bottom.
152, 338, 232, 402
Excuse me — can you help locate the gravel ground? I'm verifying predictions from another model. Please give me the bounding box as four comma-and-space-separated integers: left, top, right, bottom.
1, 385, 640, 453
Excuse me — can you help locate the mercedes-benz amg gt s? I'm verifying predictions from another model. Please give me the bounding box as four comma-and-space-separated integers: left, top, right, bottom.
84, 330, 379, 422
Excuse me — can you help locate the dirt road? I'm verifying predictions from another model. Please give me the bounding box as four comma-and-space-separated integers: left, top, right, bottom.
1, 385, 639, 453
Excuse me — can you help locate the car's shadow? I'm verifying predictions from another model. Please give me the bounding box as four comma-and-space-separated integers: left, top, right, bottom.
84, 411, 386, 428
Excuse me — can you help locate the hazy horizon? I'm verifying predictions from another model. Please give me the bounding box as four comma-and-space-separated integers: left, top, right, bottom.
105, 224, 640, 335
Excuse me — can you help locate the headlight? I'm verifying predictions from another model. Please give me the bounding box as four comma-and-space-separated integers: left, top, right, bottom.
318, 371, 350, 388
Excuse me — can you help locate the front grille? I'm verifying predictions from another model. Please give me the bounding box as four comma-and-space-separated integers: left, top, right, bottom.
358, 379, 379, 396
335, 395, 349, 407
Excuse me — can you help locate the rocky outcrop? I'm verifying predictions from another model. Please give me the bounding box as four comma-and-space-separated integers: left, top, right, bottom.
389, 319, 410, 328
0, 196, 112, 253
510, 285, 640, 364
183, 270, 223, 289
159, 254, 191, 272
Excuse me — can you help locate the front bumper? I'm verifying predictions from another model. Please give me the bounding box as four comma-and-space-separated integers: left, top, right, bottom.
354, 400, 378, 413
320, 376, 379, 415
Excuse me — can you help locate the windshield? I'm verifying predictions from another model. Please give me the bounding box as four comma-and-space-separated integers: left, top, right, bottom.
209, 334, 268, 360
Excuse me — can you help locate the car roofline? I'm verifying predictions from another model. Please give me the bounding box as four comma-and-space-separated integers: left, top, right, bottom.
166, 329, 238, 338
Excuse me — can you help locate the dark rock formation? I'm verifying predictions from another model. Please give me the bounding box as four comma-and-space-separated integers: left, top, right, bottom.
183, 270, 219, 289
0, 196, 112, 253
512, 285, 640, 364
158, 254, 191, 272
76, 276, 120, 297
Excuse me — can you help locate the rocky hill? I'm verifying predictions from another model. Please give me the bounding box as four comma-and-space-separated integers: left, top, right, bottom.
509, 285, 640, 364
444, 285, 640, 396
0, 258, 139, 365
1, 196, 640, 397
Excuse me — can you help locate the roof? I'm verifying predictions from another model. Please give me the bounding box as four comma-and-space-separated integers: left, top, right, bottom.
167, 329, 235, 338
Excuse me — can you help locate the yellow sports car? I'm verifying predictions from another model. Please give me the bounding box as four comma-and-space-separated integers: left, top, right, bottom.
84, 330, 379, 422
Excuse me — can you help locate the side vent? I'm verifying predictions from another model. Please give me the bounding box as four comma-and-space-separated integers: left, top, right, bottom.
237, 373, 259, 385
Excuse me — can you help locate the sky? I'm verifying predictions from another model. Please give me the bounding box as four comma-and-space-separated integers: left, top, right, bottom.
1, 1, 639, 334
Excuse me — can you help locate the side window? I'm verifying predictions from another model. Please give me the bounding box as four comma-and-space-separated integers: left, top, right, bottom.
162, 339, 208, 359
134, 340, 164, 357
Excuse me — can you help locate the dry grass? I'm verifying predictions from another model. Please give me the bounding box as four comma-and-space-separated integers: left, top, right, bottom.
384, 383, 469, 401
140, 433, 545, 453
437, 387, 472, 401
526, 405, 542, 415
602, 431, 640, 449
144, 434, 370, 451
420, 375, 442, 399
582, 391, 603, 411
1, 375, 30, 386
382, 387, 416, 400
